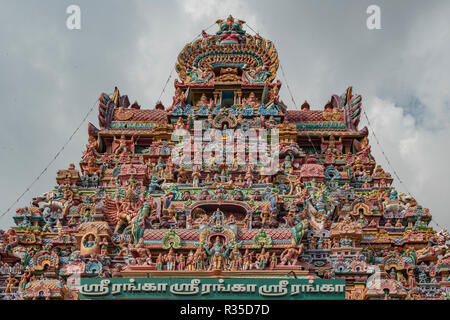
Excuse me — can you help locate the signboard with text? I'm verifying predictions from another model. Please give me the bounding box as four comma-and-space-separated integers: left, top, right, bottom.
79, 277, 346, 300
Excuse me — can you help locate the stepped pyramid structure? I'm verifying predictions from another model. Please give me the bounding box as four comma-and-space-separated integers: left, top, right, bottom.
0, 16, 448, 300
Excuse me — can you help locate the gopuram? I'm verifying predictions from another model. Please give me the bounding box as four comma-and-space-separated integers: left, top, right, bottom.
0, 16, 449, 300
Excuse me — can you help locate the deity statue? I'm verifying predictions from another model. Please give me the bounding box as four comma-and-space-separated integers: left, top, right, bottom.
153, 157, 165, 177
244, 166, 254, 188
192, 166, 201, 187
242, 249, 254, 270
244, 92, 260, 108
215, 15, 245, 45
229, 243, 242, 271
323, 102, 341, 121
18, 268, 32, 291
177, 253, 186, 271
269, 252, 277, 270
156, 253, 163, 270
280, 155, 294, 175
196, 93, 208, 107
4, 273, 19, 294
82, 135, 100, 161
354, 136, 372, 158
255, 248, 270, 269
193, 245, 207, 270
186, 250, 195, 271
174, 117, 185, 130
112, 135, 135, 156
83, 234, 97, 248
269, 85, 280, 103
260, 204, 272, 226
203, 237, 232, 271
166, 204, 178, 225
164, 247, 177, 271
212, 169, 233, 189
169, 87, 185, 111
280, 241, 304, 266
177, 166, 189, 183
321, 135, 342, 154
114, 180, 139, 233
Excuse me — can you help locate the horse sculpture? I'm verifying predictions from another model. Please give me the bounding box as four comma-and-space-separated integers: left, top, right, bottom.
32, 192, 65, 213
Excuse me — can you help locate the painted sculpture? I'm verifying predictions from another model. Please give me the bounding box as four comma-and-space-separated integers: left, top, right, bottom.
0, 17, 448, 300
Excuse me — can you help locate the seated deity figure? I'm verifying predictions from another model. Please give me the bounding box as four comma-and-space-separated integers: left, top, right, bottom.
164, 248, 177, 271
212, 170, 233, 188
218, 15, 244, 33
216, 15, 245, 45
321, 135, 342, 154
323, 102, 341, 121
228, 243, 242, 271
196, 93, 208, 107
269, 252, 277, 269
243, 92, 260, 108
395, 219, 404, 228
280, 155, 294, 175
352, 158, 365, 177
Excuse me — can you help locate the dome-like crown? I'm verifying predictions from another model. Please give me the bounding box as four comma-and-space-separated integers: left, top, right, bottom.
175, 15, 279, 85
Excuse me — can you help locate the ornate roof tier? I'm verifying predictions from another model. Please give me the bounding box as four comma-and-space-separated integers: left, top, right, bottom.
175, 15, 279, 86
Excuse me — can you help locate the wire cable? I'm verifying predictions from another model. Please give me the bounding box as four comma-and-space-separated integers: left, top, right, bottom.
0, 98, 99, 220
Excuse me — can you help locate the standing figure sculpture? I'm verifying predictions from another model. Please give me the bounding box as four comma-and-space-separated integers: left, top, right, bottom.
210, 208, 226, 226
203, 237, 232, 271
193, 245, 207, 271
256, 248, 270, 269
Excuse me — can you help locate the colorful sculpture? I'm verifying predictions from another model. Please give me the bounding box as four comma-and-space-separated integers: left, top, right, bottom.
0, 17, 448, 301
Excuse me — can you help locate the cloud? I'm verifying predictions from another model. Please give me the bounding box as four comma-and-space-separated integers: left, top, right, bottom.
362, 96, 450, 228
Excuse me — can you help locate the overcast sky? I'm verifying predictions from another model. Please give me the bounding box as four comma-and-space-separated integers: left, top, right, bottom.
1, 0, 449, 230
